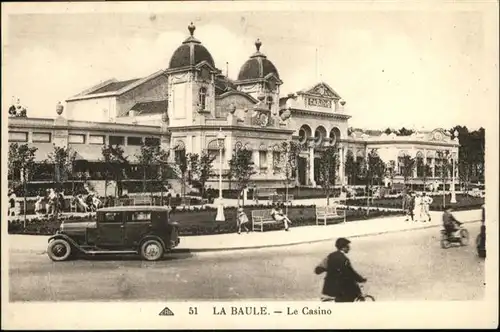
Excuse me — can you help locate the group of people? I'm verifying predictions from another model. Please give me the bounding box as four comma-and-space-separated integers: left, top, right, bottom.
34, 188, 65, 216
72, 192, 102, 212
236, 203, 293, 234
403, 191, 433, 222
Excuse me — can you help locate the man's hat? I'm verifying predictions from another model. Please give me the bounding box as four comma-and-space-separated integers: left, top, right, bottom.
335, 237, 351, 249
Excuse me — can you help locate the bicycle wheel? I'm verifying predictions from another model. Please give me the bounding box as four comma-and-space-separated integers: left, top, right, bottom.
459, 229, 470, 246
440, 233, 451, 249
354, 295, 375, 302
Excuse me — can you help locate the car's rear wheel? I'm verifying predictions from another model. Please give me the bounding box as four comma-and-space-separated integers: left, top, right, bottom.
140, 239, 164, 261
47, 239, 72, 261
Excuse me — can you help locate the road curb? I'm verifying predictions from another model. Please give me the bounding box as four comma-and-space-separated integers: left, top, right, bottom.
175, 219, 481, 254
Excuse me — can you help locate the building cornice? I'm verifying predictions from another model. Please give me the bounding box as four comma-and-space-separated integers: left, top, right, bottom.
169, 125, 294, 135
287, 107, 351, 120
8, 117, 164, 135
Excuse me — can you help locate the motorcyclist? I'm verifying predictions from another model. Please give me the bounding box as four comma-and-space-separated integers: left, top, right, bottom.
442, 206, 462, 238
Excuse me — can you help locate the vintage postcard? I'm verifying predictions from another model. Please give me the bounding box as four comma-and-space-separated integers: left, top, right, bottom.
2, 1, 498, 330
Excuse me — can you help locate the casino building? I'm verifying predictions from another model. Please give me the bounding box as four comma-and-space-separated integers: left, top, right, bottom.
7, 23, 459, 195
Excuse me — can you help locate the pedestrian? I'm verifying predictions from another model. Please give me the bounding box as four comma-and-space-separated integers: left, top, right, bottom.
404, 192, 414, 222
315, 237, 367, 302
35, 195, 44, 215
253, 184, 259, 205
270, 203, 292, 231
58, 191, 65, 215
421, 192, 433, 222
236, 207, 250, 234
414, 192, 423, 221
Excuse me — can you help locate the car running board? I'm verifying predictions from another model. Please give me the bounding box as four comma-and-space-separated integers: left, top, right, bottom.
83, 250, 138, 255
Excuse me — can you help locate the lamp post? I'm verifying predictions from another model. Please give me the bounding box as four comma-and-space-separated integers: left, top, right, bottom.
215, 128, 226, 222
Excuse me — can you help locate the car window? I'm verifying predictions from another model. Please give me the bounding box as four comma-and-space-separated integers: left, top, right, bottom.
129, 211, 152, 222
102, 212, 121, 223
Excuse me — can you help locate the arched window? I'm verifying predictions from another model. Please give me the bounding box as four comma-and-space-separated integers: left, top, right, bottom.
199, 87, 207, 110
266, 96, 273, 111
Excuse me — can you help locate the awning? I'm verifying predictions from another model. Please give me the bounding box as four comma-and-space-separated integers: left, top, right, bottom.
27, 143, 54, 162
69, 144, 104, 162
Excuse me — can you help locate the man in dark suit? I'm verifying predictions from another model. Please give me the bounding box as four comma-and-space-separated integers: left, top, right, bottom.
315, 237, 367, 302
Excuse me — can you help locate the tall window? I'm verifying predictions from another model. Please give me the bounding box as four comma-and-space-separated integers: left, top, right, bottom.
397, 156, 405, 175
199, 87, 207, 110
272, 151, 281, 170
259, 150, 268, 169
416, 152, 424, 177
266, 96, 273, 111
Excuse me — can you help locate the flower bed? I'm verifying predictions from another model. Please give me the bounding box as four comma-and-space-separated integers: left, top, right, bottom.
346, 193, 484, 211
8, 206, 403, 237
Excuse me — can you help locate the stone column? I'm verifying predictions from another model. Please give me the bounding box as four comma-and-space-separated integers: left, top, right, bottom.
309, 146, 316, 187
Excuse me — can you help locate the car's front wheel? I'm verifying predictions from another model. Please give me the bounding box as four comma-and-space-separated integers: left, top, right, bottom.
47, 239, 72, 262
140, 239, 164, 261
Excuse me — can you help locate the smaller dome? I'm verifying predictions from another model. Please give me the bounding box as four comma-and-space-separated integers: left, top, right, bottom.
168, 23, 216, 69
237, 39, 280, 81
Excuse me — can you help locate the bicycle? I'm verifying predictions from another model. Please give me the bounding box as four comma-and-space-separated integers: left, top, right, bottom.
440, 223, 469, 249
320, 285, 375, 302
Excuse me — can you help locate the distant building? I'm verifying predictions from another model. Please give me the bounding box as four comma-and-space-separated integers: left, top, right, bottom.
7, 23, 459, 196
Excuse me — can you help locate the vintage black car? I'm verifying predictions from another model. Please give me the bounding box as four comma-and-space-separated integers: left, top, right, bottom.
47, 206, 180, 262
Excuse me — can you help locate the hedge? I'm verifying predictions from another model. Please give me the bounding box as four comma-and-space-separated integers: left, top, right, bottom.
8, 205, 403, 236
346, 194, 484, 211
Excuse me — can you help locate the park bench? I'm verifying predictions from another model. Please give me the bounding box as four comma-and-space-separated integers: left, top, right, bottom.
251, 209, 278, 232
133, 195, 152, 206
315, 205, 346, 226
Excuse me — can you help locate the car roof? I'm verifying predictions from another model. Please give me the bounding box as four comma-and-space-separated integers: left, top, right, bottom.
98, 206, 171, 213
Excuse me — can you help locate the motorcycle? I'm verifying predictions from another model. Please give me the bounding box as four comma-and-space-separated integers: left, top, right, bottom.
440, 224, 469, 249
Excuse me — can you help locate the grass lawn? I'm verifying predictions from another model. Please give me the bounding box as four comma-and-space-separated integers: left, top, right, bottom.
346, 193, 484, 211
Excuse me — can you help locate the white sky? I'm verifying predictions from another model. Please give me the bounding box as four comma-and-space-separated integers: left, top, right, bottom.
2, 2, 498, 131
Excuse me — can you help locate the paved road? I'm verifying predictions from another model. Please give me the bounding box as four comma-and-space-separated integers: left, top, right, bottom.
9, 223, 484, 302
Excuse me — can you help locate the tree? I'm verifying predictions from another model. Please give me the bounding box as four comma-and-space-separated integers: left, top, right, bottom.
8, 143, 38, 227
397, 127, 415, 136
135, 140, 174, 199
317, 146, 338, 206
175, 150, 188, 197
437, 151, 453, 208
228, 147, 256, 207
187, 153, 200, 192
47, 146, 77, 218
47, 146, 77, 192
275, 141, 302, 204
136, 143, 157, 194
365, 149, 386, 214
421, 164, 432, 192
384, 128, 393, 135
401, 155, 416, 188
101, 144, 129, 198
197, 151, 216, 197
344, 150, 357, 185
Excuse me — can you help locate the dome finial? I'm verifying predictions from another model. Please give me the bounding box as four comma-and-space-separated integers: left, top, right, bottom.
255, 39, 262, 52
188, 22, 196, 36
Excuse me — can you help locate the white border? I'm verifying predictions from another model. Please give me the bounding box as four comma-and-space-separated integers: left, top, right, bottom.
2, 1, 498, 329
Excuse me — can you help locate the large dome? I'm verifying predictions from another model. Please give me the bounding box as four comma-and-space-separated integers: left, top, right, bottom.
168, 23, 215, 69
237, 39, 280, 81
